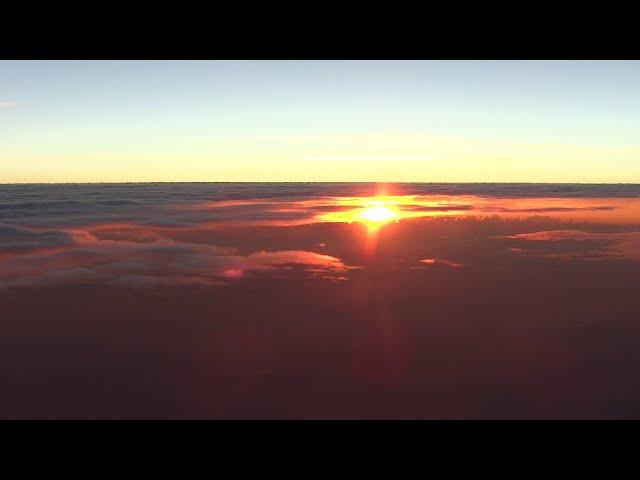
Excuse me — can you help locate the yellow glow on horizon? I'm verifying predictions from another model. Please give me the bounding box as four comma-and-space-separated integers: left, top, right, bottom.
5, 131, 640, 184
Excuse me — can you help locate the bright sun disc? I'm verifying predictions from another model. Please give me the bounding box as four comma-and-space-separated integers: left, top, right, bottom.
359, 205, 397, 223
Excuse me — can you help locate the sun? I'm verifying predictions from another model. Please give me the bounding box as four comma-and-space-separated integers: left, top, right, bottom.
358, 205, 397, 224
314, 195, 411, 227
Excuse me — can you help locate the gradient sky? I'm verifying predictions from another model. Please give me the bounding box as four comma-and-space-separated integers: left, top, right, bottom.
2, 60, 640, 183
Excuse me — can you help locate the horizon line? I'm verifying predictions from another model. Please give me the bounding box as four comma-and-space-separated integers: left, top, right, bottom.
3, 181, 640, 186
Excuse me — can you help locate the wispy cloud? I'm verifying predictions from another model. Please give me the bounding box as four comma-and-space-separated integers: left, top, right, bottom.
307, 155, 446, 161
0, 101, 18, 108
498, 229, 640, 262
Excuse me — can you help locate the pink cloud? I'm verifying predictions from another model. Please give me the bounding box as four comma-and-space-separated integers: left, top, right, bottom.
0, 229, 355, 289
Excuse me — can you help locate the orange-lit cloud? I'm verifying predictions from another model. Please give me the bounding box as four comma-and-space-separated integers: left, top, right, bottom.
417, 258, 464, 268
0, 229, 354, 289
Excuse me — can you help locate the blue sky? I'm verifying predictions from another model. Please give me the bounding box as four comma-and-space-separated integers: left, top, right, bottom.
2, 60, 640, 182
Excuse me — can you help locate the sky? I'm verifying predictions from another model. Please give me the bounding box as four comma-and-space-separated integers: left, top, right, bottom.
1, 60, 640, 183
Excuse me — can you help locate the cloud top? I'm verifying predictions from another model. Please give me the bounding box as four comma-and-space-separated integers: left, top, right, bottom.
2, 183, 640, 290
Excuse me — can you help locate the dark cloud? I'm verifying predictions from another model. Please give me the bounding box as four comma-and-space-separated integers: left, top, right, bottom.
0, 223, 76, 252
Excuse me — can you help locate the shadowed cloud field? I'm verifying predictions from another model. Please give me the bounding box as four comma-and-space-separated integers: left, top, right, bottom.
2, 183, 640, 418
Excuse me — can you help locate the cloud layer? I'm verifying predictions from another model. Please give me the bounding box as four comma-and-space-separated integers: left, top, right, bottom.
2, 183, 640, 290
0, 232, 352, 289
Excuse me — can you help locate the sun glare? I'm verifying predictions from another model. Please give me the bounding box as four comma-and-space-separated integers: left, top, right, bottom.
359, 205, 397, 223
315, 195, 410, 227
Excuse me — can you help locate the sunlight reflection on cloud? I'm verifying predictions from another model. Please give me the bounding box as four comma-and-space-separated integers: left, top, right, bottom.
0, 232, 354, 289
